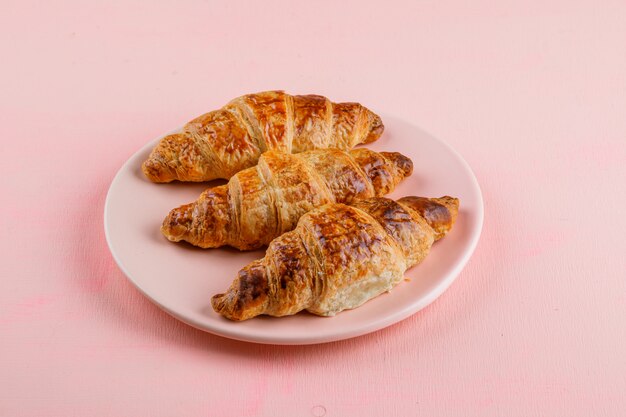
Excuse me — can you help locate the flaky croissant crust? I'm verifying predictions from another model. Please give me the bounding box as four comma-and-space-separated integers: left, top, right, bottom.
212, 196, 459, 320
142, 91, 384, 183
161, 148, 413, 250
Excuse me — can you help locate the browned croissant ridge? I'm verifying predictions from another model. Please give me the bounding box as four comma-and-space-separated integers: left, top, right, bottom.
212, 195, 459, 321
142, 91, 384, 182
162, 148, 413, 250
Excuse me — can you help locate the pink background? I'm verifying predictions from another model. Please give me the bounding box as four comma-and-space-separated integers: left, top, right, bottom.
1, 0, 625, 415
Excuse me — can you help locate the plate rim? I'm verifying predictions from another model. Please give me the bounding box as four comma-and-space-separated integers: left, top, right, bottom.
104, 115, 484, 345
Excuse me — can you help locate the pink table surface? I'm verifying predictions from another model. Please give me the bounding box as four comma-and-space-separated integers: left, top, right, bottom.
1, 1, 625, 416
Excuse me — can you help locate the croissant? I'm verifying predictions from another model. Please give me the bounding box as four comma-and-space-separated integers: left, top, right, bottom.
162, 148, 413, 250
212, 195, 459, 320
142, 91, 384, 183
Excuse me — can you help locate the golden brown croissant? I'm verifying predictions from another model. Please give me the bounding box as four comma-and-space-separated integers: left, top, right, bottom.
142, 91, 384, 183
212, 195, 459, 320
162, 148, 413, 250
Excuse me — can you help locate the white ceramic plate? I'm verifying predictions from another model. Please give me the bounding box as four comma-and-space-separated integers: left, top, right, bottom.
104, 116, 483, 345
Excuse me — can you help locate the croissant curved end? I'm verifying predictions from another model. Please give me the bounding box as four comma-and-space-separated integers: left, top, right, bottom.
381, 151, 414, 178
161, 203, 194, 242
363, 113, 384, 144
211, 262, 270, 321
211, 292, 257, 322
142, 156, 175, 183
399, 196, 460, 240
143, 132, 212, 183
211, 292, 235, 319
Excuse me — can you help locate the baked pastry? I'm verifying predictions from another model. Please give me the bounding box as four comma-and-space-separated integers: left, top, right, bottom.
162, 148, 413, 250
142, 91, 384, 182
212, 196, 459, 320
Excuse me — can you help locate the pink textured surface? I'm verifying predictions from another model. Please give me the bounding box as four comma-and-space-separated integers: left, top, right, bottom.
1, 0, 625, 415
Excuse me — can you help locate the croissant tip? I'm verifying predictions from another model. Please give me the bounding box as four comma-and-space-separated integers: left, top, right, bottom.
433, 196, 460, 219
398, 196, 460, 240
363, 113, 384, 144
210, 292, 246, 321
211, 293, 229, 317
382, 151, 413, 178
142, 158, 174, 183
161, 204, 194, 241
437, 196, 459, 228
141, 159, 159, 181
212, 261, 270, 321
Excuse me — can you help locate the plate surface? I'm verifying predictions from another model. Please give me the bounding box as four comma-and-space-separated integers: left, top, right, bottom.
104, 116, 483, 345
